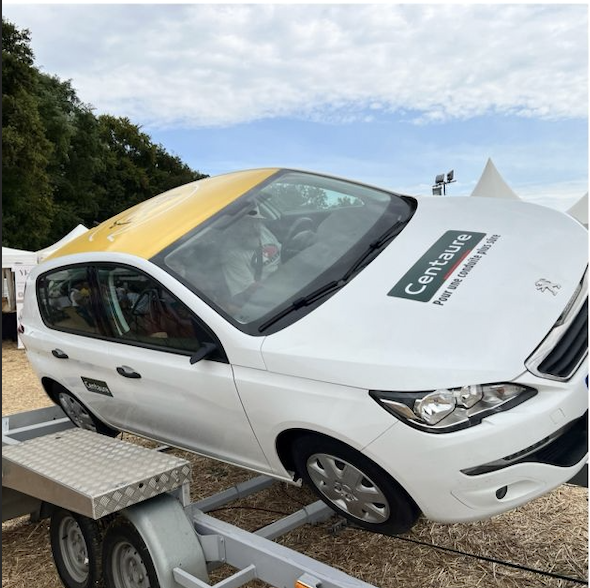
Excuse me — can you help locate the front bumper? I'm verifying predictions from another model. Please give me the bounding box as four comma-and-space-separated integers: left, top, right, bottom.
363, 360, 588, 523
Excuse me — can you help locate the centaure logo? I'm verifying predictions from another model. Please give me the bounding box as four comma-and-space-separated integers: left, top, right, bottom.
81, 377, 112, 397
389, 230, 486, 302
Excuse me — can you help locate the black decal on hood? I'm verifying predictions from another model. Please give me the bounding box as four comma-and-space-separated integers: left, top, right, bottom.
389, 230, 486, 302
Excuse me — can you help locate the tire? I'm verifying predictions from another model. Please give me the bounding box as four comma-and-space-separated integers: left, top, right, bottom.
292, 434, 420, 535
102, 517, 160, 588
50, 508, 104, 588
57, 389, 118, 437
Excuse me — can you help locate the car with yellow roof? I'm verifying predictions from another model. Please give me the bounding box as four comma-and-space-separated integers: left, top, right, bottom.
21, 168, 588, 534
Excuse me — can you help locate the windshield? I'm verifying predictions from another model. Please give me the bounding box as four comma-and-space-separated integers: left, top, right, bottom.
160, 170, 414, 334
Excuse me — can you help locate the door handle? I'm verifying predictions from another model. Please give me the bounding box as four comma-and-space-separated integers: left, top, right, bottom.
52, 348, 69, 359
116, 366, 142, 379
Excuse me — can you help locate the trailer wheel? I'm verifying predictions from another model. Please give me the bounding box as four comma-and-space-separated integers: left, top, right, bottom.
103, 518, 159, 588
50, 508, 104, 588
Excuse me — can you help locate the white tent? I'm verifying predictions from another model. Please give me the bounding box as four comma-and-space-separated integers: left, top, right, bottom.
566, 193, 588, 228
2, 246, 38, 346
471, 158, 520, 200
37, 224, 88, 262
2, 246, 37, 269
2, 245, 37, 312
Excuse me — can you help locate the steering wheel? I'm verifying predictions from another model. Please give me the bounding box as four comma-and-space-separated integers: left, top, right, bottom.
281, 217, 316, 262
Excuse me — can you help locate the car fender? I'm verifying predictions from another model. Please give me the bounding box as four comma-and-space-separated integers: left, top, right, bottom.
231, 366, 398, 478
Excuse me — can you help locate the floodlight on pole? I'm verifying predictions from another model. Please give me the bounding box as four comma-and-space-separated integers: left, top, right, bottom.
432, 169, 457, 195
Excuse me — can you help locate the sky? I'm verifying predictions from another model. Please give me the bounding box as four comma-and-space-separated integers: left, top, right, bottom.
2, 3, 588, 210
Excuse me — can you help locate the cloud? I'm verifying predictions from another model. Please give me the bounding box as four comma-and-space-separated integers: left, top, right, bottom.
3, 4, 588, 129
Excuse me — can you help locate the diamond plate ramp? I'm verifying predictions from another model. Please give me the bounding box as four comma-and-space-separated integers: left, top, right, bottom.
2, 428, 191, 519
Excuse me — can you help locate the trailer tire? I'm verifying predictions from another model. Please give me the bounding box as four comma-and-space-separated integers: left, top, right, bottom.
103, 517, 160, 588
50, 508, 104, 588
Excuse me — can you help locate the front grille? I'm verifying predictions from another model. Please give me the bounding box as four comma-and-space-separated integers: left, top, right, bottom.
526, 268, 588, 381
538, 299, 588, 379
463, 412, 588, 476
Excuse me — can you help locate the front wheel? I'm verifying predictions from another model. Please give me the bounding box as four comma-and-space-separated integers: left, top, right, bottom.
292, 435, 420, 535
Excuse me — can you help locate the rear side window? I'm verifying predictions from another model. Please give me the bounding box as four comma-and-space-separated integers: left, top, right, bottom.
37, 268, 100, 335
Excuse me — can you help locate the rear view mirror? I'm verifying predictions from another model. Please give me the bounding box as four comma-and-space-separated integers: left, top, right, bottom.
190, 342, 217, 364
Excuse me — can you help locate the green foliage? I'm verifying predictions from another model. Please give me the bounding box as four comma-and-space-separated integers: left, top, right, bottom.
92, 115, 206, 223
2, 19, 54, 249
2, 17, 207, 251
268, 183, 328, 212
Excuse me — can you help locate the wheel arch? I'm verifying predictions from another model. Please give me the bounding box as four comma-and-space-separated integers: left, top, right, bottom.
43, 378, 119, 437
275, 428, 362, 479
276, 427, 420, 507
41, 377, 69, 404
109, 493, 209, 586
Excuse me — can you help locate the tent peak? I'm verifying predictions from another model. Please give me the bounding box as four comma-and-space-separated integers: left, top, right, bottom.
471, 159, 520, 200
566, 193, 588, 227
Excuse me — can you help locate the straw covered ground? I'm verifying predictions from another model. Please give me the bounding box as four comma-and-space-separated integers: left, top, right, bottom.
2, 340, 588, 588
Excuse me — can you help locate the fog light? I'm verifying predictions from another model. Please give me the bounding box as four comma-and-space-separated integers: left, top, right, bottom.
496, 486, 508, 499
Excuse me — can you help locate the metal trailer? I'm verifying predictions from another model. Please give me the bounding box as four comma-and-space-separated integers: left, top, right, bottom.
2, 406, 377, 588
3, 407, 587, 588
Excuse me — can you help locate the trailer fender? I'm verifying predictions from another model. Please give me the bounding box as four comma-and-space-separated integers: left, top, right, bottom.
118, 493, 208, 587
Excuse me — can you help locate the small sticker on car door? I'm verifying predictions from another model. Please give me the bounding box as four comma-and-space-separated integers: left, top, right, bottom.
81, 377, 113, 396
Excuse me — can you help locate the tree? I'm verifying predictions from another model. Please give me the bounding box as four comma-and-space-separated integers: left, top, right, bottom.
93, 115, 206, 223
269, 182, 328, 212
2, 18, 208, 250
2, 18, 54, 249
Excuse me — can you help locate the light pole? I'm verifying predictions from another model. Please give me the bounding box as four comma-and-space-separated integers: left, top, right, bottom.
432, 170, 456, 195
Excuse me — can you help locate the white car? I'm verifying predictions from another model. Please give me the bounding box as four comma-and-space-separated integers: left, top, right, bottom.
21, 168, 588, 535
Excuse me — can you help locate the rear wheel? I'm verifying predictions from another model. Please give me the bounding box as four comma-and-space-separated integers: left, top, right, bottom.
58, 389, 118, 437
103, 518, 159, 588
292, 435, 420, 535
50, 508, 104, 588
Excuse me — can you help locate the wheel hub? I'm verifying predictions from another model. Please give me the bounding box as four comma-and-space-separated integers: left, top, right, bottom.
333, 482, 357, 502
127, 558, 144, 584
59, 516, 89, 583
112, 541, 150, 588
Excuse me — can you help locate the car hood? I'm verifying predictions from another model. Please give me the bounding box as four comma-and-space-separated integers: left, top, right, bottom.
261, 197, 588, 390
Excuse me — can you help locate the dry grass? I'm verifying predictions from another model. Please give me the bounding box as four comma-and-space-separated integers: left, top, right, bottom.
2, 340, 588, 588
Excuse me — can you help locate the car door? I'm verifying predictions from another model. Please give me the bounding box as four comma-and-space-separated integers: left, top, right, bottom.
91, 263, 270, 473
33, 265, 117, 413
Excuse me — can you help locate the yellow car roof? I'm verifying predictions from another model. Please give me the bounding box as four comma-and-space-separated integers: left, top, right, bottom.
49, 168, 279, 261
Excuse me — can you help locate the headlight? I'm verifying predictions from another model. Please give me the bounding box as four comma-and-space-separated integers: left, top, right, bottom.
370, 384, 536, 433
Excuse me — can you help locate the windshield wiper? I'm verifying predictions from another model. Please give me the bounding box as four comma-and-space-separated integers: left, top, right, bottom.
258, 217, 409, 333
258, 279, 345, 333
341, 218, 407, 282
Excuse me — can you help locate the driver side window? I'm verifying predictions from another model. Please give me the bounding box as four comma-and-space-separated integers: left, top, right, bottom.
95, 265, 209, 354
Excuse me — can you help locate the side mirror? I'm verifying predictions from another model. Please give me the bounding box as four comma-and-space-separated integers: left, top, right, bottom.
189, 342, 217, 364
